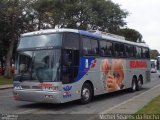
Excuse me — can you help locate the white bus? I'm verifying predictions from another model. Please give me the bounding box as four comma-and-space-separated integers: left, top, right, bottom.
13, 29, 150, 104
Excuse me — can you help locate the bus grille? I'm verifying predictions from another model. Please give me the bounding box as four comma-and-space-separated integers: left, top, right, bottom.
32, 86, 42, 90
21, 85, 42, 90
21, 85, 30, 89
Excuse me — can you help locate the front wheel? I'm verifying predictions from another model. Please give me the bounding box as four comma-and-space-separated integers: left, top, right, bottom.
80, 83, 93, 104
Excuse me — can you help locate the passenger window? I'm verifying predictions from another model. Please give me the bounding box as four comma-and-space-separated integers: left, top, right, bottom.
100, 41, 106, 56
82, 37, 98, 55
100, 41, 113, 56
107, 42, 113, 56
125, 45, 130, 57
114, 43, 120, 57
125, 45, 134, 58
82, 37, 91, 55
142, 48, 150, 58
130, 46, 134, 57
135, 47, 142, 58
91, 39, 98, 54
120, 44, 125, 57
63, 33, 79, 50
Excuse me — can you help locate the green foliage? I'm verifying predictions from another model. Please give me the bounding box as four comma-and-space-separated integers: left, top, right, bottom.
32, 0, 128, 32
116, 28, 143, 42
0, 0, 37, 77
150, 50, 159, 59
0, 76, 12, 85
0, 0, 144, 77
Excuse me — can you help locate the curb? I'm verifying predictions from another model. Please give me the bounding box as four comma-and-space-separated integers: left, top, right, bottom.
100, 84, 160, 114
0, 85, 13, 90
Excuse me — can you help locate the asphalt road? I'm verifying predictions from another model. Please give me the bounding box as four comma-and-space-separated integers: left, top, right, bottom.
0, 73, 160, 119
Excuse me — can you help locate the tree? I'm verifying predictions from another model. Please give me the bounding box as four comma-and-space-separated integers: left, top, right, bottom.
32, 0, 128, 31
0, 0, 12, 76
0, 0, 139, 78
116, 28, 143, 42
2, 0, 24, 78
86, 0, 128, 32
0, 0, 38, 78
150, 50, 159, 59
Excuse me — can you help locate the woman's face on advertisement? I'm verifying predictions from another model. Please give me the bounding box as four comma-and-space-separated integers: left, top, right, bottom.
101, 59, 111, 74
113, 60, 124, 86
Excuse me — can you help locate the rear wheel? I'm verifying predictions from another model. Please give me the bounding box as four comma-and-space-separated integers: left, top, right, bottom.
80, 83, 93, 104
131, 77, 137, 92
136, 77, 143, 91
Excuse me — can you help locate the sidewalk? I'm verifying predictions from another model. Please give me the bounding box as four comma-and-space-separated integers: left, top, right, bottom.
0, 84, 13, 90
100, 84, 160, 114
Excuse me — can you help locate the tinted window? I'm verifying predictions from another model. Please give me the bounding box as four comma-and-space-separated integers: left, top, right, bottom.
82, 37, 98, 55
114, 43, 120, 57
63, 33, 79, 50
142, 48, 150, 58
18, 34, 62, 49
91, 39, 98, 54
100, 41, 113, 56
125, 45, 134, 58
135, 47, 142, 58
83, 37, 91, 55
120, 44, 125, 57
130, 46, 134, 57
125, 45, 130, 57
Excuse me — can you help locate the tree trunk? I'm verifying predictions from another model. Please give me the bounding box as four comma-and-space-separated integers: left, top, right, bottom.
38, 14, 42, 30
0, 55, 4, 75
4, 36, 16, 78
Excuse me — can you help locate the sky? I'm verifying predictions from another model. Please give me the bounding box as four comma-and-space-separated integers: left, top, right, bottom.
112, 0, 160, 52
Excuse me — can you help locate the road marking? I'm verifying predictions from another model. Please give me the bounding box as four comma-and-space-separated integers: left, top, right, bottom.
0, 95, 12, 98
99, 83, 160, 114
18, 109, 38, 114
18, 105, 47, 114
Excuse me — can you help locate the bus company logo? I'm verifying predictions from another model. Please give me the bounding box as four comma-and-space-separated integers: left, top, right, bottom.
90, 59, 97, 68
63, 86, 72, 98
130, 60, 147, 68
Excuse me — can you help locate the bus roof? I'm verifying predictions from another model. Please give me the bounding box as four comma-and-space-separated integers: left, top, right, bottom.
21, 28, 149, 48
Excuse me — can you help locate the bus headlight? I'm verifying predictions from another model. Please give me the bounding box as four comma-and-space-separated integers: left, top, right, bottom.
14, 86, 22, 90
13, 81, 22, 89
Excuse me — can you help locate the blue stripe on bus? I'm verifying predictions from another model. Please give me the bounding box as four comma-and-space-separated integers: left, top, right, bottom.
79, 30, 102, 39
75, 57, 95, 82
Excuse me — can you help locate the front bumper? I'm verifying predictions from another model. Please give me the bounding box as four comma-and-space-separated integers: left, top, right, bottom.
13, 89, 63, 103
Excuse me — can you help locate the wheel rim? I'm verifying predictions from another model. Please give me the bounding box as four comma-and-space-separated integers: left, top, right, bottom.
132, 81, 136, 90
82, 88, 90, 101
138, 80, 142, 88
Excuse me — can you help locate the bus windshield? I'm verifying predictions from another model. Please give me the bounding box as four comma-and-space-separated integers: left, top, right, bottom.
18, 33, 62, 49
15, 49, 61, 82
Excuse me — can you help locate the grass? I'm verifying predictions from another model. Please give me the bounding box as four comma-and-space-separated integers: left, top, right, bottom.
0, 76, 13, 85
127, 96, 160, 120
136, 95, 160, 114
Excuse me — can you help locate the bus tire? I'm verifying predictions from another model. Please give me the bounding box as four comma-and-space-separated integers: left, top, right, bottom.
136, 76, 143, 91
130, 77, 137, 92
80, 83, 93, 104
